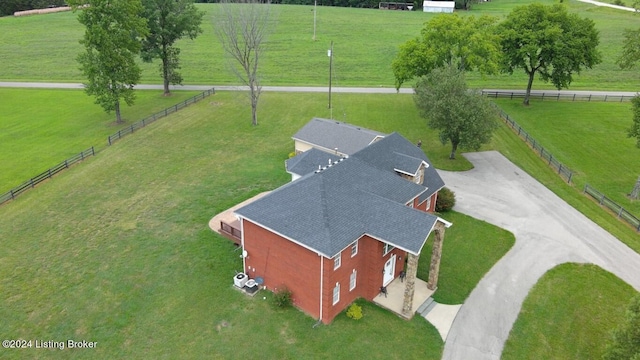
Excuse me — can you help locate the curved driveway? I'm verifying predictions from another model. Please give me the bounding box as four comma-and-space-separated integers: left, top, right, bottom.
439, 151, 640, 360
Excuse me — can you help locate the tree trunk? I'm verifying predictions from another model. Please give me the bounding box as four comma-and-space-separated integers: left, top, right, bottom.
250, 85, 258, 126
115, 99, 122, 123
162, 44, 171, 96
449, 141, 458, 160
524, 70, 535, 106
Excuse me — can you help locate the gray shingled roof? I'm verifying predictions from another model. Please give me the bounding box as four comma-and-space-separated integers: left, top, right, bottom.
350, 132, 445, 203
235, 134, 442, 258
292, 118, 386, 155
286, 148, 343, 178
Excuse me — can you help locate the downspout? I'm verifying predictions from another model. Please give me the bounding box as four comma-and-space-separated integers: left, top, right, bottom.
313, 253, 324, 328
239, 216, 246, 273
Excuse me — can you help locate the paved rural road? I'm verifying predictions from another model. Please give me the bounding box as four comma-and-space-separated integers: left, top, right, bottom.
0, 82, 637, 96
439, 151, 640, 360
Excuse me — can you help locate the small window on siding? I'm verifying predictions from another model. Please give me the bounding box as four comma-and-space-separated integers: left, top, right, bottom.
383, 243, 395, 256
349, 270, 357, 291
333, 282, 340, 305
334, 253, 341, 270
350, 241, 358, 257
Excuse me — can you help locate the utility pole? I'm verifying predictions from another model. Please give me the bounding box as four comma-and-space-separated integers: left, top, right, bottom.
313, 0, 317, 41
328, 41, 333, 119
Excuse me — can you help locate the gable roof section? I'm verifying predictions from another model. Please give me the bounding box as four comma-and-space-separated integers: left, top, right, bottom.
236, 134, 441, 258
351, 132, 445, 202
286, 148, 344, 178
292, 118, 386, 155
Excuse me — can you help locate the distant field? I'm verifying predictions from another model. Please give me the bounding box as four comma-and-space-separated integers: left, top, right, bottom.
0, 89, 200, 192
493, 99, 640, 215
0, 0, 639, 90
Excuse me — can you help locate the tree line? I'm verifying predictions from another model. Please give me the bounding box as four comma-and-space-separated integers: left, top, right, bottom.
0, 0, 66, 16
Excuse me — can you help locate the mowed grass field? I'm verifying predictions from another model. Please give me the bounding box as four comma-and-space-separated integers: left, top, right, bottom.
0, 91, 517, 359
502, 264, 638, 360
494, 99, 640, 216
0, 89, 200, 192
0, 0, 639, 89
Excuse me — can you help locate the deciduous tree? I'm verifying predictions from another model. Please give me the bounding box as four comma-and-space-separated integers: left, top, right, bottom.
141, 0, 204, 96
392, 13, 500, 90
618, 27, 640, 71
68, 0, 149, 123
214, 0, 274, 126
628, 96, 640, 148
413, 65, 497, 160
603, 294, 640, 360
499, 3, 601, 106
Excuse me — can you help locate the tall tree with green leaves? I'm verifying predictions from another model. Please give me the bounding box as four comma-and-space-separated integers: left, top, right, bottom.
68, 0, 148, 123
499, 3, 601, 106
413, 65, 497, 160
141, 0, 204, 96
603, 294, 640, 360
392, 13, 500, 90
628, 96, 640, 149
618, 27, 640, 71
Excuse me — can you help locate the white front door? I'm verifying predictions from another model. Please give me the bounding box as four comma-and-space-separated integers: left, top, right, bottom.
383, 254, 396, 286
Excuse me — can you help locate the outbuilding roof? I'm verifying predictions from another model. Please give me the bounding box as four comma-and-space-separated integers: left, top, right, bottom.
292, 117, 386, 155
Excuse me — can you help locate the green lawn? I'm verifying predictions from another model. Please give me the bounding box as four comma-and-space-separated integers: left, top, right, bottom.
0, 1, 639, 89
493, 99, 640, 216
1, 91, 517, 359
418, 211, 516, 304
0, 89, 201, 192
502, 263, 638, 360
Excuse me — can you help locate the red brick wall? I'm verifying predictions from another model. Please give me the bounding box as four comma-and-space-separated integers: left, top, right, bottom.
416, 192, 438, 213
242, 220, 322, 320
243, 220, 408, 324
321, 235, 407, 323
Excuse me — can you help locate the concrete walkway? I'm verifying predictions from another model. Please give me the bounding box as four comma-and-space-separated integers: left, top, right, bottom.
439, 151, 640, 360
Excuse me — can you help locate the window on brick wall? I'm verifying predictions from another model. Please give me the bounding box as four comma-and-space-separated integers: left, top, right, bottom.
333, 283, 340, 305
383, 243, 395, 256
350, 240, 358, 257
349, 270, 357, 291
334, 253, 341, 270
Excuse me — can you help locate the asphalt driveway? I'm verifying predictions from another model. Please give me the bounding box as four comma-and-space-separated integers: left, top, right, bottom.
439, 151, 640, 360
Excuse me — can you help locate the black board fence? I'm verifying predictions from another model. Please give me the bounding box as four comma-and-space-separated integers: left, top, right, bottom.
1, 87, 216, 207
108, 88, 215, 145
483, 90, 635, 103
493, 104, 574, 183
584, 184, 640, 232
0, 147, 95, 205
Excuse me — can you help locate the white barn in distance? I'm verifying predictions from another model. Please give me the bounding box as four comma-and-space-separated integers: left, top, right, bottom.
422, 1, 454, 13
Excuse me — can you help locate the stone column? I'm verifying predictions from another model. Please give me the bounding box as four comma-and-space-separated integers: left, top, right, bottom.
401, 252, 419, 317
427, 221, 446, 290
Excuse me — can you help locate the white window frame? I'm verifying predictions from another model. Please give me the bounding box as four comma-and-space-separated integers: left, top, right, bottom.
349, 270, 357, 291
383, 243, 395, 256
332, 282, 340, 305
350, 240, 358, 258
334, 253, 341, 270
426, 197, 432, 211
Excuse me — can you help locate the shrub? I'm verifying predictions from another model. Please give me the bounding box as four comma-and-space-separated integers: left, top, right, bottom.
273, 287, 293, 308
346, 303, 363, 320
612, 0, 625, 5
435, 187, 456, 212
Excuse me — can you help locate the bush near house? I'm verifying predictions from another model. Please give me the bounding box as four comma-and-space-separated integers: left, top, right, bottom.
435, 187, 456, 212
346, 303, 363, 320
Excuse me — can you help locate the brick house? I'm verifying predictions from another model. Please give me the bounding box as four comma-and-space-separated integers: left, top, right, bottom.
234, 125, 450, 324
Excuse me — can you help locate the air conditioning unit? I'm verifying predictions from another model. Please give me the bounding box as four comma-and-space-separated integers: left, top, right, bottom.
234, 273, 249, 288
